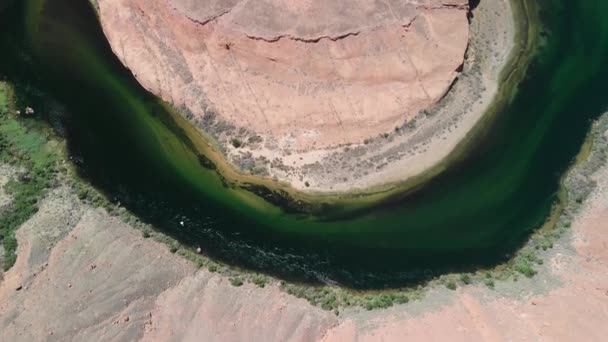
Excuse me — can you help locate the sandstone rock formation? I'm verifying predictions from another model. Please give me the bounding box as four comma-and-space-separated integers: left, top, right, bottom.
98, 0, 468, 151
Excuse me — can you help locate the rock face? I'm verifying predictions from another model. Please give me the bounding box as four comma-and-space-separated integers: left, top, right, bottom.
97, 0, 468, 151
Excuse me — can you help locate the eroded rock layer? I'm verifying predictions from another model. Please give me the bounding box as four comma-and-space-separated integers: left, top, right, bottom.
98, 0, 468, 150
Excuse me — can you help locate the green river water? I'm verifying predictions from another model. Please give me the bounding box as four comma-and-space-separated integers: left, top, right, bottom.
1, 0, 607, 287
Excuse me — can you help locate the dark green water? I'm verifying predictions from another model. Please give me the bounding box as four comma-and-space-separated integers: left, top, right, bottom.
1, 0, 607, 287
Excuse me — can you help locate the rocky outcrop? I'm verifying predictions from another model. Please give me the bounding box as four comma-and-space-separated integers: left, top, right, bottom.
96, 0, 468, 182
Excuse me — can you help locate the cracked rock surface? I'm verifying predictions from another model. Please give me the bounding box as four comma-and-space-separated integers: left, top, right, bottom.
98, 0, 468, 151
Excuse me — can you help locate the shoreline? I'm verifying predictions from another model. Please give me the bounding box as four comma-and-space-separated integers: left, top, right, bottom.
2, 74, 607, 338
110, 0, 539, 212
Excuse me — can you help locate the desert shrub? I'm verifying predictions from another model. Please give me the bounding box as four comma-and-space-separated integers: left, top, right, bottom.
229, 277, 244, 287
460, 274, 472, 285
514, 260, 537, 278
2, 233, 17, 270
393, 293, 410, 304
230, 138, 242, 148
251, 274, 268, 288
513, 251, 540, 278
364, 293, 402, 310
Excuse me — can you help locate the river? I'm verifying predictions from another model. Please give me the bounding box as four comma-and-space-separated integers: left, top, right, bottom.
0, 0, 607, 287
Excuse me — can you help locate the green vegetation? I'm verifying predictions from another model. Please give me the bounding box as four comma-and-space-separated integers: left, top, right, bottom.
460, 274, 472, 285
229, 277, 244, 287
512, 251, 540, 278
230, 138, 242, 148
251, 274, 268, 288
0, 81, 59, 270
445, 280, 457, 291
280, 282, 414, 312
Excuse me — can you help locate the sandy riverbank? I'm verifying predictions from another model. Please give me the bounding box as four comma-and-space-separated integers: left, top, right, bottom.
94, 0, 523, 194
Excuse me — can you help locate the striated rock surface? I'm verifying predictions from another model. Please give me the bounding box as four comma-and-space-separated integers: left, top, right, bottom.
96, 0, 470, 190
